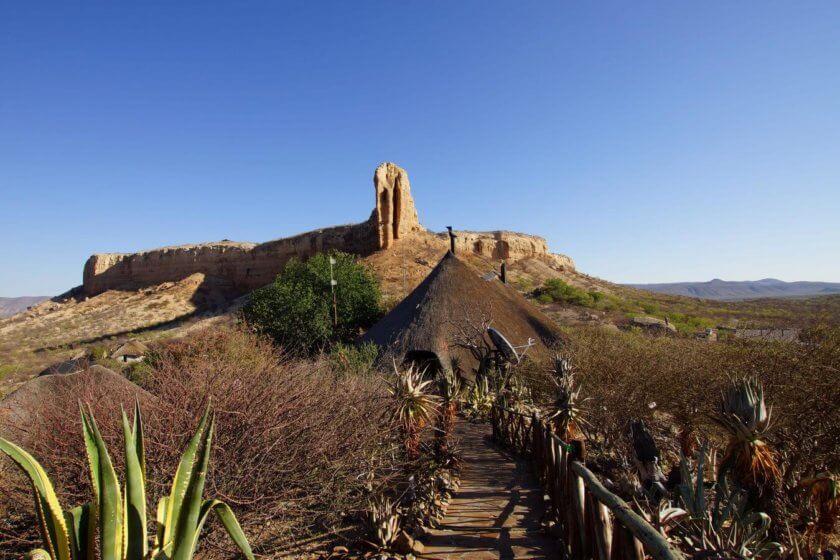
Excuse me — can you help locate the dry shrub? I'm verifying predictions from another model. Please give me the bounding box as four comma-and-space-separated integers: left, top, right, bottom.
548, 325, 839, 539
0, 327, 401, 558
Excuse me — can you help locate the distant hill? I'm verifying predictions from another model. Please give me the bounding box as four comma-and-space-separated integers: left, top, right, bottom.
627, 279, 840, 300
0, 296, 50, 318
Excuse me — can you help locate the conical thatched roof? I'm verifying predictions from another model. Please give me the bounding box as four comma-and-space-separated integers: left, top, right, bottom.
359, 252, 563, 378
112, 339, 150, 358
0, 366, 152, 447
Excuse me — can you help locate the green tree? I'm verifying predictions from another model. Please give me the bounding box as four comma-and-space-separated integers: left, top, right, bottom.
242, 252, 382, 354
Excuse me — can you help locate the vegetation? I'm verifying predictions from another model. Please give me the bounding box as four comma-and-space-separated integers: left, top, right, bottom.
666, 444, 784, 558
517, 325, 839, 553
0, 328, 401, 557
328, 341, 379, 377
388, 364, 440, 460
0, 402, 253, 560
435, 369, 461, 456
714, 377, 781, 514
242, 251, 382, 354
546, 357, 589, 440
535, 278, 599, 307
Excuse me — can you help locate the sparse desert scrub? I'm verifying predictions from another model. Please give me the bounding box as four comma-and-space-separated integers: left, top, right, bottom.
0, 327, 402, 558
535, 325, 839, 548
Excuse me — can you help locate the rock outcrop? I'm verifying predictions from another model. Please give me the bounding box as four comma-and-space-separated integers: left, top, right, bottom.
373, 162, 421, 249
82, 163, 573, 296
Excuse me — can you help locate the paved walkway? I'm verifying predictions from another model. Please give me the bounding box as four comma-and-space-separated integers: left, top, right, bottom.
420, 422, 562, 559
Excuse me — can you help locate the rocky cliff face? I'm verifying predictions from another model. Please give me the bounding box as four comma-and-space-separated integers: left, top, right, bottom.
372, 162, 422, 249
82, 163, 573, 296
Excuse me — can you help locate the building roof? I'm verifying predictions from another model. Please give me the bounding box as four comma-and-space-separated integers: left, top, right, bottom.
112, 339, 150, 358
358, 252, 563, 378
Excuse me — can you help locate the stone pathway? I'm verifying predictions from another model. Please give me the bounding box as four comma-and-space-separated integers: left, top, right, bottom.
419, 422, 562, 559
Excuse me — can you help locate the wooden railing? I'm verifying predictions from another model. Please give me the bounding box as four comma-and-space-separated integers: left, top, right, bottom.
491, 406, 684, 560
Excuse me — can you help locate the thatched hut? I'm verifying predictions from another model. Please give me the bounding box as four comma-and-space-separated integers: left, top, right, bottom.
112, 339, 150, 363
358, 252, 563, 379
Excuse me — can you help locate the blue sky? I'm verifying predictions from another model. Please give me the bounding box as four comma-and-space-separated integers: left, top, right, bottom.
2, 2, 839, 296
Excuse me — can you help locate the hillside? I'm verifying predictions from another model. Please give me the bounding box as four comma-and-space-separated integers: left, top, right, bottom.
0, 296, 49, 318
628, 278, 840, 300
2, 162, 837, 391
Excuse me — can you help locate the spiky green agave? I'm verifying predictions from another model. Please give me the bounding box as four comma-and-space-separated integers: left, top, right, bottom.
0, 402, 254, 560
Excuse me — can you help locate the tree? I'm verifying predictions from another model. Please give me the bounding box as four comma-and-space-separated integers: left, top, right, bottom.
242, 252, 382, 354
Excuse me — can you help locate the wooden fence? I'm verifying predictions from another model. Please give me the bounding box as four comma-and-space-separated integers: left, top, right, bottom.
491, 406, 684, 560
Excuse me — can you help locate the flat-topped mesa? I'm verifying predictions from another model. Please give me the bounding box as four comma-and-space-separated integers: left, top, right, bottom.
82, 163, 573, 297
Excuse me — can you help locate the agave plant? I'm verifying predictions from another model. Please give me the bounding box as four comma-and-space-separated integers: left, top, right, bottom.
671, 442, 784, 559
463, 376, 494, 421
389, 363, 441, 459
435, 369, 461, 456
0, 402, 253, 560
714, 377, 781, 505
366, 496, 401, 550
546, 357, 589, 440
501, 378, 533, 414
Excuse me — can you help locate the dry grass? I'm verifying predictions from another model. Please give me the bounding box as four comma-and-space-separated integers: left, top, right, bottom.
521, 325, 839, 544
0, 327, 403, 558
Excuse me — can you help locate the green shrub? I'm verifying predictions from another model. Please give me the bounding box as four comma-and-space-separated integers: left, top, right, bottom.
535, 278, 595, 307
242, 252, 382, 354
125, 360, 153, 388
89, 346, 108, 361
0, 363, 16, 380
328, 341, 379, 377
641, 303, 659, 315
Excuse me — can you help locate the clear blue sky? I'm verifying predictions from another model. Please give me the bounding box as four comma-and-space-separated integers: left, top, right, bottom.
2, 2, 839, 296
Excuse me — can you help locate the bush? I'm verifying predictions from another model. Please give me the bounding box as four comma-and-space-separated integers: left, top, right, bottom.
0, 327, 401, 558
328, 341, 379, 377
534, 278, 595, 307
242, 251, 382, 354
527, 325, 840, 545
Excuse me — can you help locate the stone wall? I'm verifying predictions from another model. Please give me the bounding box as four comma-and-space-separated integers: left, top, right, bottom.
82, 162, 574, 296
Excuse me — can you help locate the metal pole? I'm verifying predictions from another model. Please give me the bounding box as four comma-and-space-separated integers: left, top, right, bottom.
329, 256, 338, 326
446, 226, 457, 255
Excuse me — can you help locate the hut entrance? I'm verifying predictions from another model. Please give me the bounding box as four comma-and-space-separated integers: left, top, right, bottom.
403, 350, 443, 377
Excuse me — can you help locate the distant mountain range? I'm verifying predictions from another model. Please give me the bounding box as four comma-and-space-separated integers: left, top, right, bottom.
0, 296, 50, 318
627, 279, 840, 300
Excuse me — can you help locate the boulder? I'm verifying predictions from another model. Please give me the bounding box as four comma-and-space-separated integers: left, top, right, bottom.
631, 316, 677, 333
0, 365, 152, 447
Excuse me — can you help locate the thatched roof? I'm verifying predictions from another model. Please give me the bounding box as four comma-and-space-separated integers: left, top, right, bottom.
358, 252, 563, 378
37, 357, 90, 377
112, 339, 150, 358
0, 366, 152, 447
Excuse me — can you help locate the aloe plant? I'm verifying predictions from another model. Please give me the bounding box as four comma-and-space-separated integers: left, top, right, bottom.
546, 357, 589, 440
435, 369, 461, 456
366, 496, 401, 550
463, 376, 494, 421
714, 377, 781, 508
389, 363, 441, 459
0, 402, 254, 560
671, 442, 784, 558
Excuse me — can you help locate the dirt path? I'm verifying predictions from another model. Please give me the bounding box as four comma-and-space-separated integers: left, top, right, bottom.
420, 422, 561, 559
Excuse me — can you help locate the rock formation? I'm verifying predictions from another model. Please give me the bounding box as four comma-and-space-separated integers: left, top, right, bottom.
82, 163, 574, 296
372, 162, 421, 249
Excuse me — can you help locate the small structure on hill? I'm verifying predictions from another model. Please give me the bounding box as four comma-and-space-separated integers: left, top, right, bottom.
112, 339, 149, 363
358, 252, 563, 380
